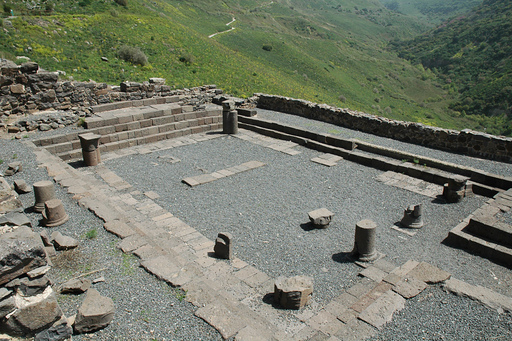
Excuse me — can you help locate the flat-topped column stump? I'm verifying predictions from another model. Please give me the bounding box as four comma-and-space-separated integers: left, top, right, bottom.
274, 276, 313, 310
222, 100, 238, 135
351, 219, 378, 262
33, 180, 56, 213
79, 133, 102, 166
214, 232, 233, 260
308, 208, 334, 228
400, 204, 424, 229
443, 175, 471, 203
42, 198, 69, 227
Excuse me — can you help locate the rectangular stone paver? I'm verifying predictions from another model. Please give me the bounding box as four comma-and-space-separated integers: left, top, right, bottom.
182, 161, 266, 187
358, 290, 406, 330
195, 302, 247, 339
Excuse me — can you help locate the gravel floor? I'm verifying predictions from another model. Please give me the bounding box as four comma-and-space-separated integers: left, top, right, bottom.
104, 134, 512, 298
0, 139, 223, 341
256, 109, 512, 178
368, 285, 512, 341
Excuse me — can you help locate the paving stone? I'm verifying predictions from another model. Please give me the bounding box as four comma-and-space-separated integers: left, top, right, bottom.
392, 276, 427, 299
235, 325, 274, 341
152, 212, 174, 222
306, 309, 345, 335
359, 266, 387, 282
350, 282, 393, 313
103, 220, 136, 238
372, 259, 397, 273
337, 308, 359, 324
195, 302, 247, 339
311, 157, 338, 167
231, 258, 249, 269
132, 244, 164, 260
117, 234, 148, 253
358, 290, 405, 329
140, 255, 182, 286
444, 277, 512, 313
334, 319, 377, 341
391, 260, 419, 277
144, 191, 160, 199
406, 262, 451, 284
243, 270, 271, 288
234, 265, 260, 281
346, 279, 377, 299
382, 273, 402, 286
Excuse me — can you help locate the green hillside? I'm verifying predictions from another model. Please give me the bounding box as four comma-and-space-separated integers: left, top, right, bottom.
0, 0, 499, 134
380, 0, 482, 24
393, 0, 512, 135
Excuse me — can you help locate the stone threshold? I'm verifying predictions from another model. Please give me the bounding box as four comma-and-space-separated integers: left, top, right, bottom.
182, 161, 266, 187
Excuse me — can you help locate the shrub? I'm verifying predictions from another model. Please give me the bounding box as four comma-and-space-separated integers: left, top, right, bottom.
114, 0, 128, 7
118, 45, 148, 66
338, 95, 346, 102
3, 3, 12, 14
178, 53, 194, 65
110, 9, 119, 17
262, 44, 273, 52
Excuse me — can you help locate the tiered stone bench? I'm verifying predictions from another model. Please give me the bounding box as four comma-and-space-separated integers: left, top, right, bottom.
32, 97, 222, 161
445, 189, 512, 267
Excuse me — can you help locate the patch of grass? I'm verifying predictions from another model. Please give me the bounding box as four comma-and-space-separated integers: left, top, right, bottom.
12, 153, 17, 159
175, 288, 187, 302
85, 228, 97, 239
77, 117, 86, 127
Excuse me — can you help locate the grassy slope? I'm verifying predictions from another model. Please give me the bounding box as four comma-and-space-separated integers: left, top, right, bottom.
379, 0, 482, 24
0, 0, 488, 133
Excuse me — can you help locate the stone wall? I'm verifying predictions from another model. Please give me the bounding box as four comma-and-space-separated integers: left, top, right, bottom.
0, 60, 221, 133
255, 94, 512, 163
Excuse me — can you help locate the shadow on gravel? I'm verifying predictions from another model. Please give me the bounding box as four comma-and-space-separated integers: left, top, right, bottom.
262, 293, 290, 310
431, 195, 449, 204
331, 251, 355, 264
300, 222, 316, 231
68, 160, 87, 169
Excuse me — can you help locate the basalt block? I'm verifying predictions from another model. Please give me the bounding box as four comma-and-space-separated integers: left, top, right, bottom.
274, 276, 314, 310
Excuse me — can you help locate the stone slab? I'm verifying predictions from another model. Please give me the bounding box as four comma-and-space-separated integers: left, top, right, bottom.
103, 220, 136, 238
358, 290, 406, 329
444, 277, 512, 313
406, 262, 451, 284
359, 266, 388, 283
195, 302, 247, 339
392, 277, 427, 299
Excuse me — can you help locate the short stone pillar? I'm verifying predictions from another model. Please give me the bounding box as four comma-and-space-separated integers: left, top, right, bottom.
400, 204, 424, 228
443, 175, 471, 203
351, 219, 378, 262
33, 180, 56, 213
79, 133, 102, 166
42, 199, 69, 227
308, 208, 334, 228
214, 232, 233, 260
222, 100, 238, 135
274, 276, 313, 310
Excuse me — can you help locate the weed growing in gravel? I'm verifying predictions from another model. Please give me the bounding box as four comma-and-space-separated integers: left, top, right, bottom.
12, 153, 17, 159
0, 159, 3, 165
85, 228, 98, 239
121, 253, 135, 275
175, 288, 187, 302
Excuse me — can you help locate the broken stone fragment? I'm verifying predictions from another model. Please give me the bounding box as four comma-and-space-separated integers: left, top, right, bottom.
27, 265, 52, 279
4, 162, 22, 176
0, 295, 15, 319
1, 286, 63, 336
50, 231, 78, 251
274, 276, 314, 310
34, 316, 73, 341
14, 180, 31, 194
308, 208, 334, 228
0, 226, 47, 286
0, 211, 32, 227
59, 278, 91, 295
19, 275, 52, 296
0, 177, 23, 214
73, 289, 115, 334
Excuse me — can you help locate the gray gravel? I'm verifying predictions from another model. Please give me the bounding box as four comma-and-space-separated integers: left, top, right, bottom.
256, 109, 512, 178
0, 139, 222, 341
368, 285, 512, 341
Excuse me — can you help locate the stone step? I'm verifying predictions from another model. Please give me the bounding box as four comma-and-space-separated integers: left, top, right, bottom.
57, 122, 222, 161
85, 102, 184, 129
38, 106, 222, 160
240, 115, 512, 192
465, 217, 512, 248
239, 119, 500, 198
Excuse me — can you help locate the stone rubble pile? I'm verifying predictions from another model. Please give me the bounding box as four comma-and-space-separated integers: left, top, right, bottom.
0, 164, 115, 339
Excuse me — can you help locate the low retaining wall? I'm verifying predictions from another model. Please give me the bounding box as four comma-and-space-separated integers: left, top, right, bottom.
255, 94, 512, 163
